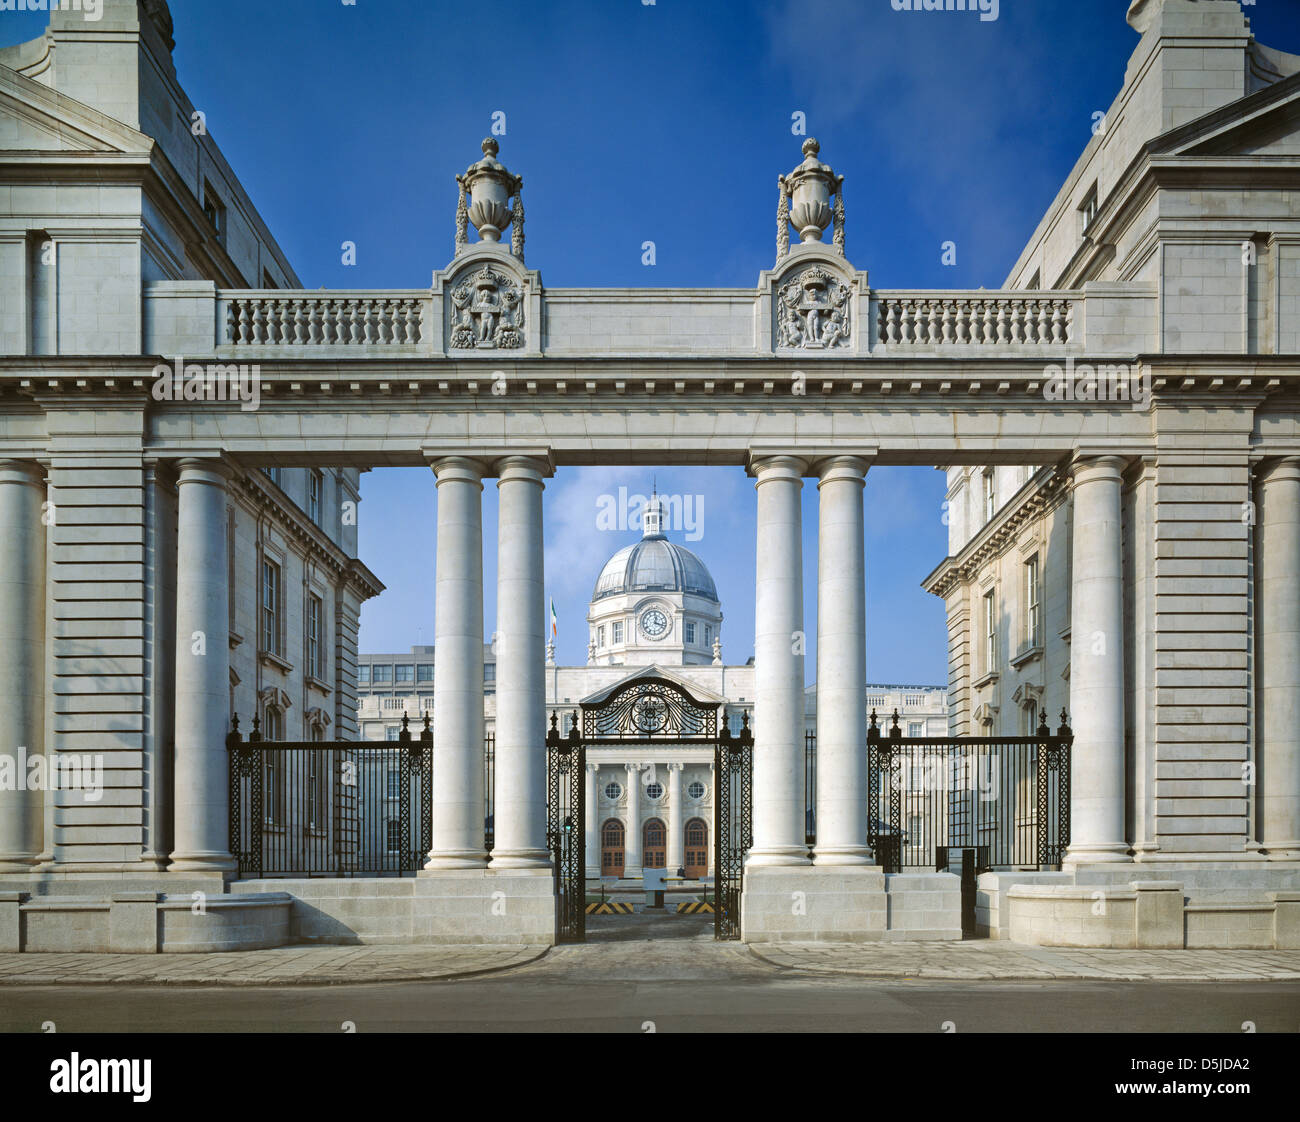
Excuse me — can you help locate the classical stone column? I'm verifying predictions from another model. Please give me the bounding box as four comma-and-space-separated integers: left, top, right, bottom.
0, 461, 46, 870
170, 459, 235, 872
585, 763, 600, 876
426, 458, 487, 869
749, 456, 810, 865
624, 762, 642, 875
1257, 458, 1300, 858
666, 762, 685, 871
814, 456, 872, 866
489, 457, 550, 868
1066, 456, 1130, 864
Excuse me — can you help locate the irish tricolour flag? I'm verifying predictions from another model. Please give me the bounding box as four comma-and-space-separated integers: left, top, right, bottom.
550, 597, 558, 638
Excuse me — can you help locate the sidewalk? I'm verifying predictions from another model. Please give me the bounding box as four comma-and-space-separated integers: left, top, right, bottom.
0, 944, 548, 986
749, 941, 1300, 982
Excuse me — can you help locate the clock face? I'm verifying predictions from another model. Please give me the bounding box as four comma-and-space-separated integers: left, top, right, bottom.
640, 608, 669, 639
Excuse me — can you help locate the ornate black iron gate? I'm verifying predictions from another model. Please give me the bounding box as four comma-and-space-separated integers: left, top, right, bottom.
714, 712, 753, 940
545, 711, 585, 944
557, 672, 750, 942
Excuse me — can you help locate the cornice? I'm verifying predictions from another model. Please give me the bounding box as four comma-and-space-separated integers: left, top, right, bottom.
922, 467, 1070, 600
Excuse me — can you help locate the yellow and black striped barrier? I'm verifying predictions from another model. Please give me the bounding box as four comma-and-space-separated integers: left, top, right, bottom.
675, 901, 714, 914
585, 900, 634, 915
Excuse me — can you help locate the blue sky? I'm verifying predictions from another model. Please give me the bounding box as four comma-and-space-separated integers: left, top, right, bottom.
7, 1, 1300, 682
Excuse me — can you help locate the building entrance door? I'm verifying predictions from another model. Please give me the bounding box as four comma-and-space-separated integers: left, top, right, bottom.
601, 819, 625, 878
643, 818, 666, 868
684, 817, 708, 878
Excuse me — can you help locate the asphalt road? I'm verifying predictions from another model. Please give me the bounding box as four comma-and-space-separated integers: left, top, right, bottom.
2, 915, 1298, 1033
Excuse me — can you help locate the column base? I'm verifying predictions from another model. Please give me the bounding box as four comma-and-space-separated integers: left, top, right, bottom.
745, 845, 811, 868
812, 845, 874, 867
423, 851, 489, 871
741, 865, 886, 942
0, 854, 41, 873
487, 848, 551, 870
1064, 843, 1131, 865
167, 853, 237, 874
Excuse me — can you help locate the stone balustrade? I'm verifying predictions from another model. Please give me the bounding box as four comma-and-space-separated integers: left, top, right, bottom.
140, 283, 1147, 360
873, 291, 1078, 349
220, 291, 427, 348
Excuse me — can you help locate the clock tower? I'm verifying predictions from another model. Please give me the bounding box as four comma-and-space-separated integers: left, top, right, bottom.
585, 491, 723, 667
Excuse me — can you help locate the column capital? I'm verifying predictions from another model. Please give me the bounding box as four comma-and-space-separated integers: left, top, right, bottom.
0, 459, 46, 488
493, 455, 554, 483
665, 761, 686, 773
1257, 456, 1300, 486
1070, 454, 1129, 486
586, 761, 600, 773
814, 455, 870, 487
174, 456, 238, 486
430, 456, 488, 486
625, 761, 642, 775
747, 454, 808, 483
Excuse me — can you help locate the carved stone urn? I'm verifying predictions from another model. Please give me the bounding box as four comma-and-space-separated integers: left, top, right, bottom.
461, 138, 520, 243
781, 138, 842, 243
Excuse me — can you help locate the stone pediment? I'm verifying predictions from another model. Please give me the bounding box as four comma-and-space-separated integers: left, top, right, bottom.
1149, 70, 1300, 158
0, 64, 149, 154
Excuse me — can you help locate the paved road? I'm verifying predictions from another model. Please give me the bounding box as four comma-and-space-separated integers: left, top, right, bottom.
3, 915, 1298, 1033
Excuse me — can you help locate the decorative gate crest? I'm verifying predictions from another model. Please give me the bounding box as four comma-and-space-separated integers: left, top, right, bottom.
581, 676, 719, 740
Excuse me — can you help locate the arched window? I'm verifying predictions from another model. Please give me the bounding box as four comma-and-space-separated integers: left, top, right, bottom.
643, 818, 666, 868
601, 818, 625, 878
684, 818, 708, 879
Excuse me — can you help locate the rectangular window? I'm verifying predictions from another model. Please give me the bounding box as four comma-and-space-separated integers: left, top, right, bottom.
908, 722, 924, 738
307, 755, 325, 829
372, 664, 393, 684
1025, 554, 1041, 647
1079, 184, 1099, 233
386, 819, 402, 853
417, 663, 434, 683
395, 664, 414, 684
704, 625, 712, 646
358, 664, 371, 685
308, 469, 322, 524
308, 594, 323, 679
261, 559, 280, 655
597, 625, 605, 648
386, 767, 400, 798
983, 470, 996, 524
262, 466, 281, 487
1025, 700, 1039, 736
26, 231, 54, 355
484, 663, 496, 683
202, 181, 226, 243
984, 589, 997, 675
685, 622, 696, 644
611, 621, 623, 644
385, 726, 401, 742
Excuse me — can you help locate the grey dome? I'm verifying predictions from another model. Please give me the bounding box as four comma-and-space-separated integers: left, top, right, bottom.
592, 536, 718, 602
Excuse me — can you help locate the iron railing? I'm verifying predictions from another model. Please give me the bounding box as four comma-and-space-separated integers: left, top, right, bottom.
866, 709, 1072, 874
228, 714, 497, 878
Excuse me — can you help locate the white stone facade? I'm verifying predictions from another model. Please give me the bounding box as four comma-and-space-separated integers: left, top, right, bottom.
1, 0, 1299, 949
